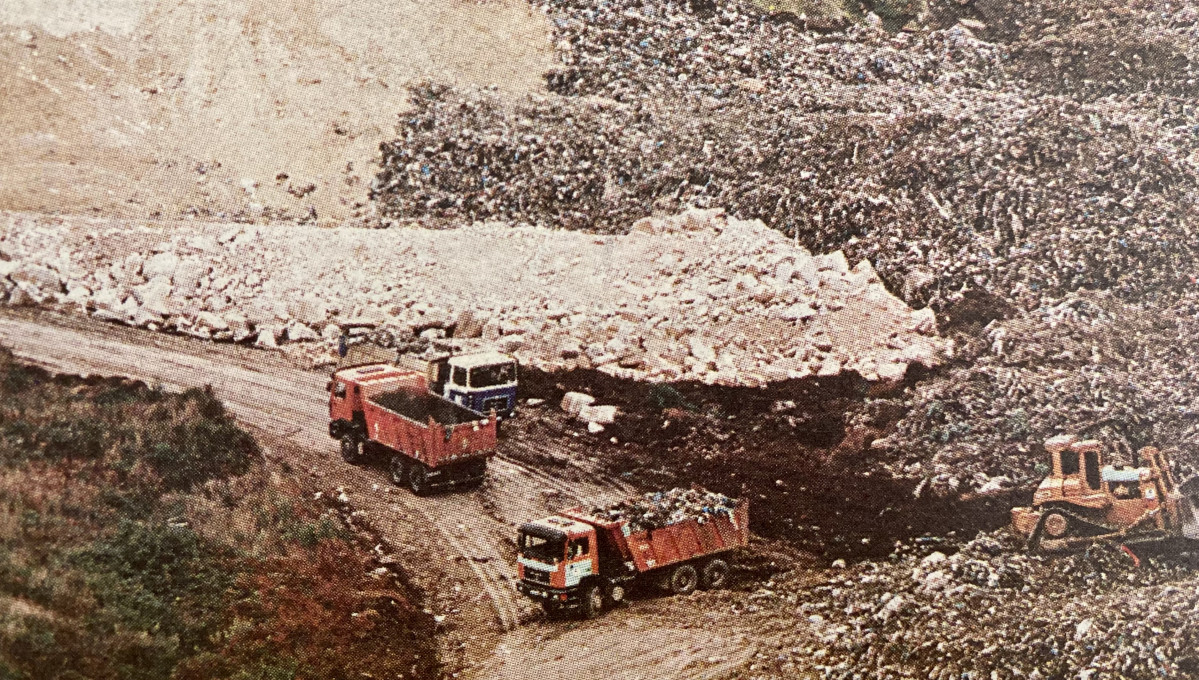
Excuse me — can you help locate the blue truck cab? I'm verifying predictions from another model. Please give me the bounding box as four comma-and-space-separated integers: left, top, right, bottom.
429, 351, 518, 419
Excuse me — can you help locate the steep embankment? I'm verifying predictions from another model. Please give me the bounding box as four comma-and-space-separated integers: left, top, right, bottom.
0, 0, 551, 223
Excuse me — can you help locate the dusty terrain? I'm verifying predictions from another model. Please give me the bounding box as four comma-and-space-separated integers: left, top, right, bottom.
5, 0, 1199, 676
0, 308, 766, 679
0, 0, 551, 223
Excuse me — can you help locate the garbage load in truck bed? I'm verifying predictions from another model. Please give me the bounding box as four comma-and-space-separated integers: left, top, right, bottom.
327, 363, 497, 495
516, 487, 748, 619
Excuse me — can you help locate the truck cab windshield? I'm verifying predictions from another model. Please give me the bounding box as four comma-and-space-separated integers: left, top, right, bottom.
470, 362, 516, 388
518, 531, 564, 564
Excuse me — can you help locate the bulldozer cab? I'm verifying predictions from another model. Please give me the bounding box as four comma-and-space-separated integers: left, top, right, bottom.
1042, 436, 1106, 502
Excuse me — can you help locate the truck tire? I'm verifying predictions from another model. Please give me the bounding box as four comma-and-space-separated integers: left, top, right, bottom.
409, 464, 431, 496
581, 584, 604, 619
700, 559, 729, 590
605, 583, 626, 605
667, 563, 698, 595
389, 455, 408, 487
339, 435, 362, 464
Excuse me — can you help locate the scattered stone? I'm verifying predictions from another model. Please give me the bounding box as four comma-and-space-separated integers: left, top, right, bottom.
561, 392, 596, 416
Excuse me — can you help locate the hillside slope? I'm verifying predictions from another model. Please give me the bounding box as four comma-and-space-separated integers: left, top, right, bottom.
0, 0, 551, 224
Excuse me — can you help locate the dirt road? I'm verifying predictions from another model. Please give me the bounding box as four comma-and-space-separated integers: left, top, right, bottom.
0, 309, 760, 679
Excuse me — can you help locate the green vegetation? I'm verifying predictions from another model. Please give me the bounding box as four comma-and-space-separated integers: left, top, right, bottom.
0, 348, 439, 680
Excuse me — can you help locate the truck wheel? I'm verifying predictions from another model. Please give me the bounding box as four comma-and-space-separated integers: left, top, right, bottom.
605, 583, 626, 605
409, 464, 431, 496
582, 584, 604, 619
668, 564, 698, 596
389, 455, 408, 487
339, 435, 362, 464
700, 559, 729, 590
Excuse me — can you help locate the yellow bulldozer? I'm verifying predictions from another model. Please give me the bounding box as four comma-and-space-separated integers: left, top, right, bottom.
1011, 434, 1199, 553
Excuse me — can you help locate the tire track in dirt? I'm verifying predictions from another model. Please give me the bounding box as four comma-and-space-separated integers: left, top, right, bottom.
0, 310, 761, 679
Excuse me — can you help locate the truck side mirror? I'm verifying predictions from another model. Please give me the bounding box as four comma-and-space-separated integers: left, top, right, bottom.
325, 381, 333, 392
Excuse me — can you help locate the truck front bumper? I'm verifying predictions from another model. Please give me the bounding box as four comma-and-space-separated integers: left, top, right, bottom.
516, 581, 581, 609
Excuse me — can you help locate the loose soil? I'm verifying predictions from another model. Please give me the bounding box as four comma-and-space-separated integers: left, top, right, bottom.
0, 0, 551, 224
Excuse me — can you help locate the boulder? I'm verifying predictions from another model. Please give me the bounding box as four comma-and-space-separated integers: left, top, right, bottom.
174, 258, 210, 293
286, 322, 320, 343
92, 287, 125, 313
561, 391, 595, 416
7, 286, 37, 307
453, 310, 485, 338
910, 307, 937, 335
224, 311, 253, 342
131, 306, 164, 328
196, 311, 230, 332
65, 286, 91, 307
498, 336, 524, 354
133, 276, 172, 311
142, 252, 180, 280
578, 404, 617, 425
778, 302, 816, 321
688, 336, 717, 363
10, 264, 62, 292
255, 327, 280, 349
288, 296, 329, 326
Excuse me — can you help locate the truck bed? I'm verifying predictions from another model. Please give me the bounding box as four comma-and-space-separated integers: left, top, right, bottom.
561, 497, 749, 573
370, 389, 480, 425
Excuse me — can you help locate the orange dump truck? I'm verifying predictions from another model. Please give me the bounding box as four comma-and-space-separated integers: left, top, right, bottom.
516, 488, 749, 618
328, 363, 497, 494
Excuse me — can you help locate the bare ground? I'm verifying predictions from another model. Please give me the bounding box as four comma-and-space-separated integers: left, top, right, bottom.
0, 307, 767, 679
0, 0, 551, 224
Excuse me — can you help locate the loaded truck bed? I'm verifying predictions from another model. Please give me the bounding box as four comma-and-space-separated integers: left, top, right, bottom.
328, 363, 497, 495
371, 389, 480, 425
516, 487, 748, 619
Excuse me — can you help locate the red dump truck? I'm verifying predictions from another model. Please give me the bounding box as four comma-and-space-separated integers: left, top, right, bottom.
515, 488, 749, 618
328, 363, 497, 494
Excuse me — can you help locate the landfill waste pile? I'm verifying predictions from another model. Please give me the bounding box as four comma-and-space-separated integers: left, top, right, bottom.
368, 0, 1199, 495
590, 487, 738, 532
748, 532, 1199, 678
0, 210, 941, 387
372, 0, 1199, 312
870, 294, 1199, 493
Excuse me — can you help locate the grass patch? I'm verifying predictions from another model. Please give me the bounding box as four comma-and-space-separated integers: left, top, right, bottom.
0, 347, 439, 680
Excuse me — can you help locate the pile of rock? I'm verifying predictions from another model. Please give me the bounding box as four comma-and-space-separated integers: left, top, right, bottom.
0, 210, 942, 386
561, 391, 618, 433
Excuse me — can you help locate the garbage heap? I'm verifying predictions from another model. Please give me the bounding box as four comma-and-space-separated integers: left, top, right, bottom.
591, 487, 738, 532
750, 530, 1199, 678
372, 0, 1199, 313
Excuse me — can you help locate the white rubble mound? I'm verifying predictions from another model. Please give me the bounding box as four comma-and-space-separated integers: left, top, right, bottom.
0, 209, 943, 386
